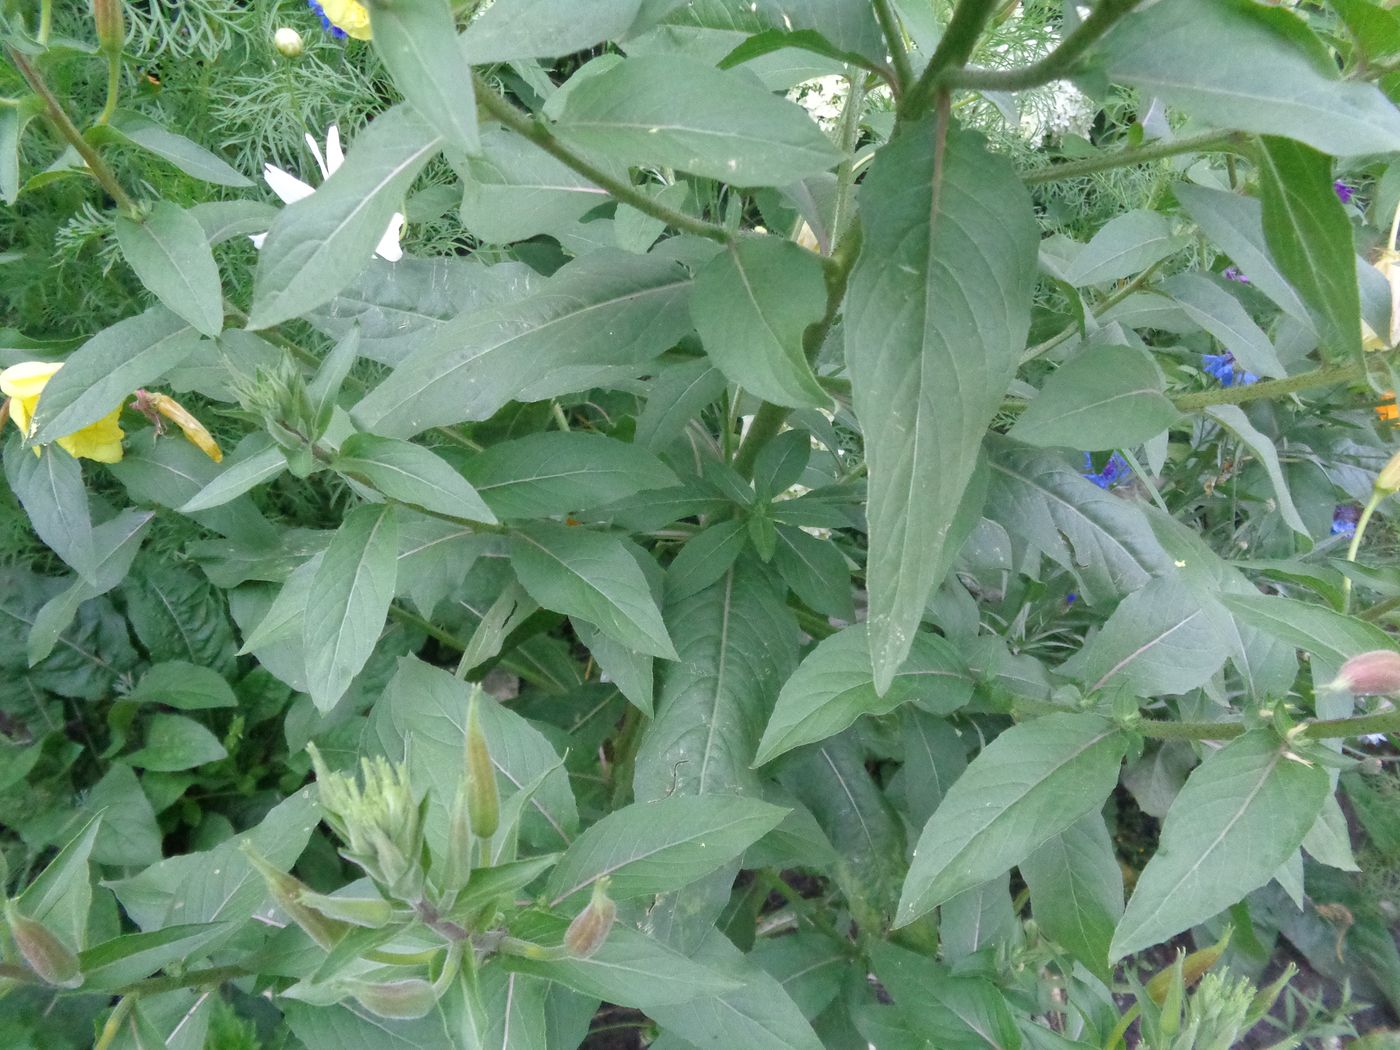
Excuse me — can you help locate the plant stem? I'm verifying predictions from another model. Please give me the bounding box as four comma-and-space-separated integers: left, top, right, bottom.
1020, 257, 1167, 365
949, 0, 1140, 93
829, 73, 868, 247
1013, 697, 1400, 742
95, 51, 121, 126
114, 964, 250, 997
38, 0, 52, 46
5, 46, 137, 214
872, 0, 913, 95
1022, 131, 1243, 185
472, 73, 735, 246
1342, 490, 1384, 614
1172, 351, 1400, 412
902, 0, 1000, 119
94, 997, 136, 1050
732, 401, 790, 478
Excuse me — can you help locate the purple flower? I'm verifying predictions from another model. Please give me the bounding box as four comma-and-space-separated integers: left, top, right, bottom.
1332, 504, 1361, 538
1222, 265, 1250, 284
1203, 352, 1259, 388
1335, 181, 1355, 205
1082, 451, 1131, 489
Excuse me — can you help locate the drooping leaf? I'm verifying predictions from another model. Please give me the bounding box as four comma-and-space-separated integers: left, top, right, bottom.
114, 203, 224, 337
1020, 814, 1124, 980
1219, 592, 1397, 671
572, 617, 654, 715
1161, 273, 1285, 380
691, 237, 829, 409
897, 714, 1128, 926
845, 119, 1037, 692
1009, 344, 1180, 451
122, 560, 237, 674
555, 55, 842, 187
370, 0, 478, 153
1204, 404, 1309, 537
870, 942, 1022, 1050
303, 504, 399, 711
1110, 730, 1329, 959
1062, 210, 1187, 287
98, 110, 253, 187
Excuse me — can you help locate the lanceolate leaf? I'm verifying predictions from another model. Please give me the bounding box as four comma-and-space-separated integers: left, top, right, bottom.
458, 127, 613, 243
369, 0, 478, 154
114, 204, 224, 337
335, 433, 497, 524
303, 504, 399, 710
845, 119, 1037, 693
465, 0, 643, 62
1205, 404, 1309, 537
249, 106, 442, 329
1220, 592, 1397, 670
5, 438, 94, 581
1111, 730, 1329, 959
1256, 136, 1363, 366
897, 714, 1128, 926
1020, 814, 1124, 980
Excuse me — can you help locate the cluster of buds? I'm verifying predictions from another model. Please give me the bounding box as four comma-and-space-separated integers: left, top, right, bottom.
308, 745, 426, 899
4, 900, 82, 989
230, 359, 326, 476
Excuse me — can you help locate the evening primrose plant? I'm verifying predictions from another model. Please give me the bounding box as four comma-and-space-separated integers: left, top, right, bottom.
8, 0, 1400, 1045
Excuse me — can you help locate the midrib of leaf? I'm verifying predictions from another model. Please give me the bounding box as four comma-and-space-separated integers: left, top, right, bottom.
820, 745, 877, 858
697, 567, 736, 795
323, 510, 391, 684
1089, 610, 1204, 692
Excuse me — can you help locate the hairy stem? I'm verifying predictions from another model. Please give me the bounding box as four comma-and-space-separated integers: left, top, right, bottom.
1022, 131, 1243, 185
1172, 351, 1400, 412
1013, 697, 1400, 742
95, 51, 121, 126
472, 73, 735, 246
872, 0, 914, 94
5, 47, 137, 213
949, 0, 1140, 93
902, 0, 999, 119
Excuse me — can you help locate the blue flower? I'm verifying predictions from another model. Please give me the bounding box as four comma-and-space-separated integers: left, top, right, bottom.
1203, 352, 1259, 388
1334, 181, 1355, 205
1082, 451, 1131, 489
1222, 265, 1250, 284
1332, 504, 1361, 538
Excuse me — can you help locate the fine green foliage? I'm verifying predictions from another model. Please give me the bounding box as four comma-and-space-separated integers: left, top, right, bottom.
4, 0, 1400, 1046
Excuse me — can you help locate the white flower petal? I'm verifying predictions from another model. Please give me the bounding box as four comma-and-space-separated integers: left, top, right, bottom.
326, 125, 345, 174
249, 232, 268, 249
373, 213, 405, 262
305, 132, 329, 180
263, 164, 315, 205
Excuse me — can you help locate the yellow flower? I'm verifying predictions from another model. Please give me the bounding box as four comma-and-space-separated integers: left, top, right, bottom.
313, 0, 372, 40
140, 391, 223, 462
0, 361, 125, 463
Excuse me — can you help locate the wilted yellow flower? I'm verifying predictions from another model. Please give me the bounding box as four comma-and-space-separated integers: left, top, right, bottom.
134, 390, 223, 462
0, 361, 125, 463
312, 0, 372, 40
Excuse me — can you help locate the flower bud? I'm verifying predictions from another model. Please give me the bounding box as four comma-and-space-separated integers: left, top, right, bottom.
242, 844, 349, 950
564, 877, 616, 959
296, 887, 395, 928
91, 0, 124, 54
1331, 650, 1400, 695
274, 26, 304, 57
1377, 448, 1400, 496
347, 977, 439, 1020
465, 692, 499, 840
5, 901, 82, 988
1146, 927, 1229, 1005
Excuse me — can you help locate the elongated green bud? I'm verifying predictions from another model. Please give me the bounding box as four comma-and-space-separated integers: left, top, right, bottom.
297, 888, 395, 928
91, 0, 124, 54
466, 692, 499, 839
348, 977, 439, 1020
242, 844, 349, 950
1377, 448, 1400, 496
5, 900, 82, 988
1146, 927, 1231, 1005
564, 877, 616, 959
441, 781, 473, 898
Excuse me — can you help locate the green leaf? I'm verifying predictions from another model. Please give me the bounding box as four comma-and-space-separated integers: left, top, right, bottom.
1303, 793, 1359, 872
635, 561, 798, 799
870, 942, 1022, 1050
369, 0, 478, 153
772, 525, 852, 621
749, 931, 845, 1021
466, 0, 643, 61
124, 713, 228, 771
636, 359, 727, 451
97, 110, 253, 187
1257, 136, 1362, 366
336, 433, 497, 524
78, 923, 229, 991
691, 238, 829, 409
648, 930, 826, 1050
1161, 273, 1285, 380
756, 624, 972, 765
126, 661, 237, 709
458, 127, 614, 243
17, 815, 100, 949
985, 438, 1171, 603
4, 438, 94, 580
1219, 592, 1397, 670
664, 519, 748, 602
1110, 730, 1329, 959
1020, 814, 1123, 980
284, 998, 468, 1050
178, 444, 287, 513
83, 763, 162, 866
1057, 575, 1232, 697
1204, 404, 1308, 537
249, 106, 442, 329
30, 307, 203, 444
1009, 344, 1180, 451
1097, 0, 1400, 157
462, 432, 677, 519
510, 521, 676, 659
122, 561, 237, 674
114, 203, 224, 337
572, 617, 654, 715
189, 199, 280, 244
899, 709, 966, 829
1062, 210, 1187, 287
504, 913, 742, 1009
476, 968, 549, 1050
846, 121, 1037, 691
555, 55, 842, 187
545, 795, 786, 907
304, 504, 400, 711
353, 252, 691, 437
1173, 182, 1315, 329
897, 714, 1127, 926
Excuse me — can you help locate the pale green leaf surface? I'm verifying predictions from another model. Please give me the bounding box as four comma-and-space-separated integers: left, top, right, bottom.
114, 203, 224, 336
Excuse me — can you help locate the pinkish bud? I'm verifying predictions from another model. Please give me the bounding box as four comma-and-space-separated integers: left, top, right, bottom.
1333, 650, 1400, 695
5, 901, 82, 988
564, 877, 616, 959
